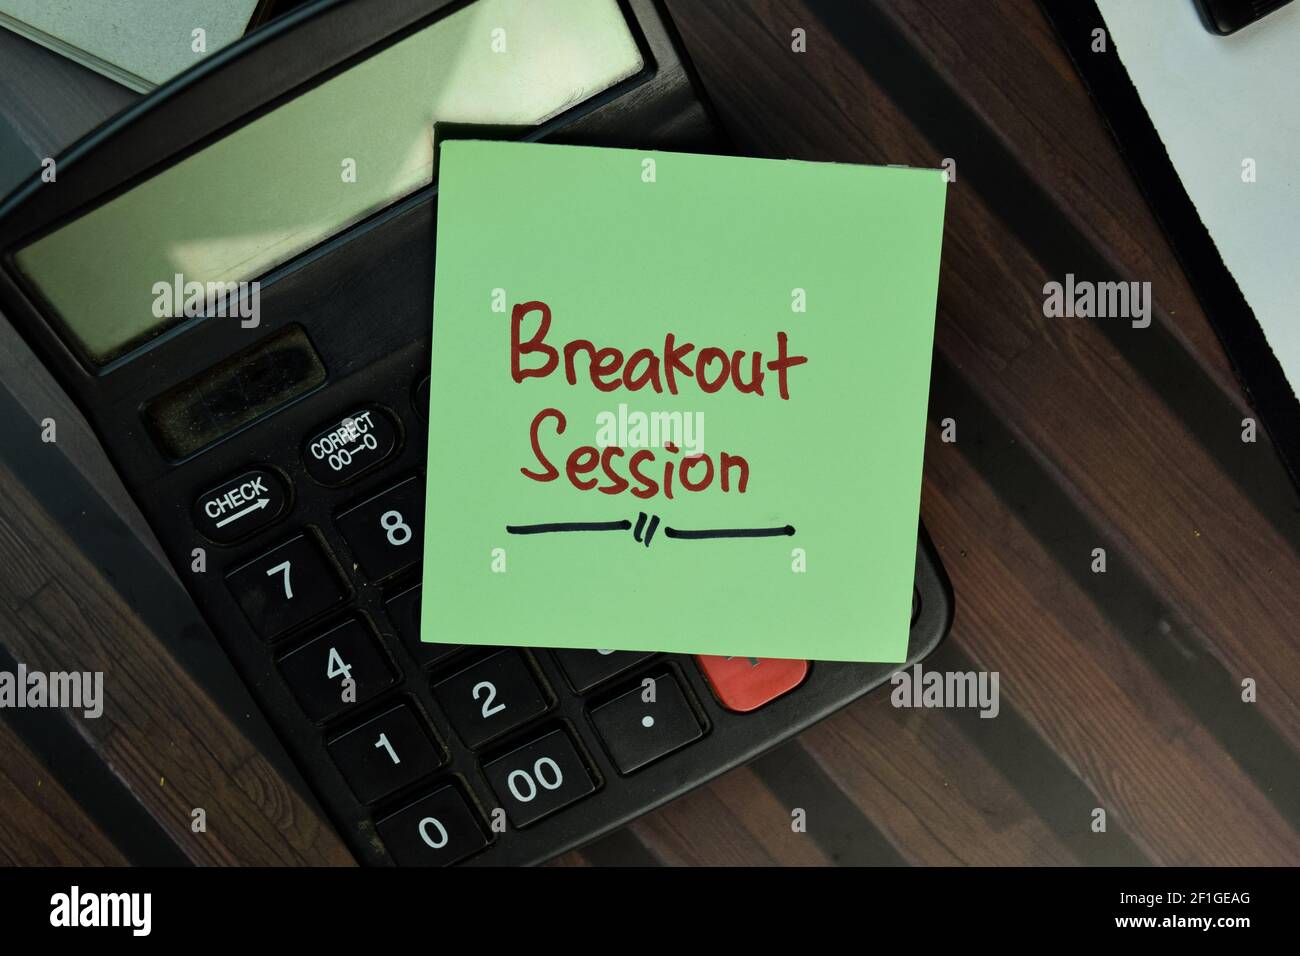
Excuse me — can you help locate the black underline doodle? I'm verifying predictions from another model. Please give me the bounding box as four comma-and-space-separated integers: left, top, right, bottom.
663, 525, 795, 540
504, 520, 632, 534
505, 514, 795, 548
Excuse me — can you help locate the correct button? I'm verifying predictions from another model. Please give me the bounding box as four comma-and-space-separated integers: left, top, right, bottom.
303, 406, 398, 486
193, 468, 287, 543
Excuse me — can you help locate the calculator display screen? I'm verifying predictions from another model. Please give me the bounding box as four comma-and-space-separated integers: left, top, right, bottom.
12, 0, 643, 366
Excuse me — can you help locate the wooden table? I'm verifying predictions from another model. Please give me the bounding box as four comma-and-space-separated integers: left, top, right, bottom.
0, 0, 1296, 866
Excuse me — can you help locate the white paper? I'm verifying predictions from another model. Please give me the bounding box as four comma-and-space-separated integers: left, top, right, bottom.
1097, 0, 1300, 401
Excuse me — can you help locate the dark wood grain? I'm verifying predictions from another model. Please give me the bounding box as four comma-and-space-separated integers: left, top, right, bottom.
798, 692, 1076, 866
0, 457, 355, 866
0, 722, 127, 866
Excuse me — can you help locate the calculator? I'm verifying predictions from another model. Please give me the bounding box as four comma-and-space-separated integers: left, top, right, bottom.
0, 0, 952, 865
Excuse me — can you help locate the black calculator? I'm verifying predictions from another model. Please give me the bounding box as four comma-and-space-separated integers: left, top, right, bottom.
0, 0, 952, 865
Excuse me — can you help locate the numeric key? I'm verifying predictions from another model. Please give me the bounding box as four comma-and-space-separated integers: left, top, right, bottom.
433, 651, 548, 748
328, 704, 441, 803
385, 583, 460, 666
553, 648, 655, 693
336, 476, 424, 580
590, 672, 703, 774
226, 534, 345, 640
277, 619, 395, 722
377, 786, 488, 866
483, 729, 595, 827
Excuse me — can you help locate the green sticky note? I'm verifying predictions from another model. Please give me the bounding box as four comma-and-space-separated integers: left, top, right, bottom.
423, 141, 946, 662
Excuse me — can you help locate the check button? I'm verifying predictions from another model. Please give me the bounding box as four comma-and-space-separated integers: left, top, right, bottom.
193, 468, 287, 543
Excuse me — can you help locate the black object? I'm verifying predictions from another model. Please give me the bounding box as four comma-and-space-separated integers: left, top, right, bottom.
555, 648, 657, 693
0, 0, 953, 865
433, 651, 551, 749
303, 407, 400, 486
277, 618, 396, 722
226, 532, 348, 639
384, 582, 460, 665
376, 784, 488, 865
482, 728, 597, 828
1041, 0, 1300, 498
590, 672, 704, 774
145, 324, 327, 459
0, 112, 35, 203
327, 703, 443, 803
193, 467, 289, 543
1193, 0, 1294, 33
335, 475, 424, 579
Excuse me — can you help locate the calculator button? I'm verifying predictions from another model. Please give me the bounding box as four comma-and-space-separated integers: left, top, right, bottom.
483, 729, 595, 827
336, 476, 424, 579
553, 648, 655, 693
433, 651, 548, 748
226, 534, 345, 639
277, 619, 395, 722
695, 656, 809, 713
385, 584, 460, 666
590, 672, 703, 774
193, 468, 287, 544
327, 704, 441, 803
303, 406, 398, 486
377, 786, 488, 866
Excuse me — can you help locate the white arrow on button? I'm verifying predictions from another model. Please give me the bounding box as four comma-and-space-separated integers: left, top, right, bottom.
214, 497, 271, 528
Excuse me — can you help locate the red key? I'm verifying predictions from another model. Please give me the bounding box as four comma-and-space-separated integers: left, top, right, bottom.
695, 656, 809, 713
